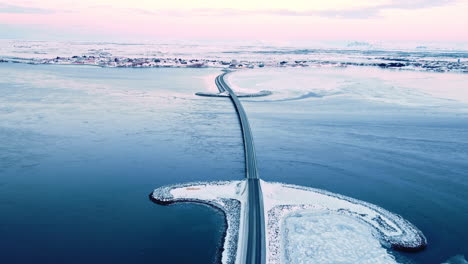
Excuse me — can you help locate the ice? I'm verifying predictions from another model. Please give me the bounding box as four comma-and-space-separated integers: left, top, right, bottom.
226, 67, 468, 107
442, 255, 468, 264
261, 181, 426, 264
283, 211, 397, 264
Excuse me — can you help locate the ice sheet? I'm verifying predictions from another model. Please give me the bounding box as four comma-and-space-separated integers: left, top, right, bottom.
226, 67, 468, 107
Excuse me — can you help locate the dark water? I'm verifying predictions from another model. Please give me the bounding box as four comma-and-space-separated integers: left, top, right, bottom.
1, 64, 467, 264
0, 64, 244, 263
237, 68, 468, 263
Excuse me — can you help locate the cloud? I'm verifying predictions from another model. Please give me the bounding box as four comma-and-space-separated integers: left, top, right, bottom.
255, 0, 459, 19
21, 0, 456, 20
258, 8, 382, 19
121, 0, 459, 19
387, 0, 457, 9
0, 3, 54, 14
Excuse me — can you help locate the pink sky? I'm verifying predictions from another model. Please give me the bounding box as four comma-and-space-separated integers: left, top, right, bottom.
1, 0, 467, 41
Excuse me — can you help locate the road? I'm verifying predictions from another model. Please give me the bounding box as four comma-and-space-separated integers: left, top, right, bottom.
215, 72, 266, 264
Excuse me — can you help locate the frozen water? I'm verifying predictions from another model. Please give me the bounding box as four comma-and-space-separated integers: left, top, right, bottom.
441, 255, 468, 264
228, 66, 468, 264
226, 67, 468, 107
283, 211, 397, 264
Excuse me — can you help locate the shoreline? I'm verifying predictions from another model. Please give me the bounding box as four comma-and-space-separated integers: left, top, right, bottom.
1, 55, 467, 74
150, 181, 243, 264
149, 180, 427, 264
148, 193, 230, 264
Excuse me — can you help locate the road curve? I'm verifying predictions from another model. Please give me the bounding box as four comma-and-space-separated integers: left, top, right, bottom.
215, 72, 266, 264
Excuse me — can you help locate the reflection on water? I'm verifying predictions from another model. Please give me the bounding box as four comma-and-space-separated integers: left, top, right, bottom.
230, 67, 468, 264
0, 64, 243, 264
1, 63, 467, 264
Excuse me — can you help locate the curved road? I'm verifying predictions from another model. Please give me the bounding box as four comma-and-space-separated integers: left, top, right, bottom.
215, 72, 266, 264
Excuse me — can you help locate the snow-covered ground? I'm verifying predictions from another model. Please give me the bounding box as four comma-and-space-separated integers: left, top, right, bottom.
151, 180, 426, 264
1, 40, 467, 73
261, 181, 426, 264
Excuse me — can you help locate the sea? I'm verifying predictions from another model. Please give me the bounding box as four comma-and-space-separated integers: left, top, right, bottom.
0, 40, 467, 263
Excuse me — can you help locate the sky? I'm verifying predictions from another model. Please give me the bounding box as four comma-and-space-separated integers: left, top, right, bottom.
0, 0, 467, 42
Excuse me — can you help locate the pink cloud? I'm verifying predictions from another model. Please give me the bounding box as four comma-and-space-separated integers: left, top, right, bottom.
0, 2, 467, 42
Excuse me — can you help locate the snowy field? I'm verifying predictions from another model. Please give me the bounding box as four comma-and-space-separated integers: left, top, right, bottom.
1, 40, 467, 72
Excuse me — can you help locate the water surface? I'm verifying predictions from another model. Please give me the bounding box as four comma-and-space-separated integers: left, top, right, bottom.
0, 64, 244, 263
229, 67, 468, 263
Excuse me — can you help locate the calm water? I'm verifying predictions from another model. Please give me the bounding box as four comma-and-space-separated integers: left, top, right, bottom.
1, 64, 467, 264
0, 64, 244, 263
232, 67, 468, 264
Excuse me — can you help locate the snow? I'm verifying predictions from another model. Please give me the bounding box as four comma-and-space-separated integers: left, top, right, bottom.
169, 181, 244, 201
283, 211, 397, 264
152, 180, 426, 264
2, 40, 467, 73
262, 181, 402, 237
261, 181, 426, 264
195, 90, 272, 98
152, 181, 247, 264
226, 67, 468, 108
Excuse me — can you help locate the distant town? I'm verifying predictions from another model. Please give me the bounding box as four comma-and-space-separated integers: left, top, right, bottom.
1, 53, 467, 73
